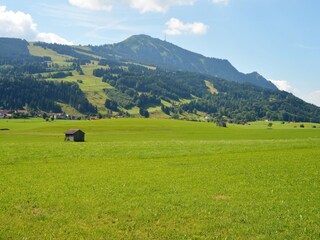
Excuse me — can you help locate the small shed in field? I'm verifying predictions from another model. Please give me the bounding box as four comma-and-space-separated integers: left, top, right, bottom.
65, 129, 85, 142
216, 121, 227, 128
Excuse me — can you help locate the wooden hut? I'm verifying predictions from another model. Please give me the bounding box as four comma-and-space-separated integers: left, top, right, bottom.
65, 129, 85, 142
216, 121, 227, 128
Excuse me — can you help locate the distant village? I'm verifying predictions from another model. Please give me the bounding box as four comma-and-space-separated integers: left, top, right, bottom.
0, 109, 100, 121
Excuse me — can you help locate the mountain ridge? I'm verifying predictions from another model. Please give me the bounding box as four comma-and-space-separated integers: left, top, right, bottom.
93, 34, 277, 89
1, 36, 320, 123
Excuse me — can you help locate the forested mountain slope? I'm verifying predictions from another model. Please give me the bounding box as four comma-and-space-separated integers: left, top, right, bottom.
92, 35, 277, 89
0, 37, 319, 123
93, 61, 320, 122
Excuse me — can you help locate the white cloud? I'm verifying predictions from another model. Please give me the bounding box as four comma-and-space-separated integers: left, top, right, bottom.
269, 79, 320, 107
307, 90, 320, 107
0, 5, 72, 45
128, 0, 195, 13
68, 0, 195, 13
165, 18, 208, 35
0, 5, 37, 39
37, 33, 73, 45
269, 79, 294, 92
211, 0, 229, 5
68, 0, 113, 11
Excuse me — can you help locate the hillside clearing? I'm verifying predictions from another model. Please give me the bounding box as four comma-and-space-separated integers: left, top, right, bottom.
204, 80, 218, 94
28, 43, 73, 64
46, 64, 112, 113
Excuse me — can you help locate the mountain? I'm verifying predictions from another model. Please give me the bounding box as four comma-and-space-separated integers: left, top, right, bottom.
0, 37, 320, 123
0, 38, 51, 64
0, 38, 30, 59
92, 34, 277, 89
94, 63, 320, 122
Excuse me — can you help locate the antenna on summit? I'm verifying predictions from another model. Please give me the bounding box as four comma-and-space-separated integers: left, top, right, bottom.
164, 33, 167, 42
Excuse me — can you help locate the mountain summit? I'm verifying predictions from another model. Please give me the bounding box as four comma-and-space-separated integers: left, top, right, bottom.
98, 34, 276, 89
1, 37, 320, 122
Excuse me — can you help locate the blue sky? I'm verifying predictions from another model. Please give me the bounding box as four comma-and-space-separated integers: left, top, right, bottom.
1, 0, 320, 106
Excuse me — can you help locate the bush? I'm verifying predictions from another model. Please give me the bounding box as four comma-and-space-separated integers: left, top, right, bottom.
105, 99, 119, 111
139, 108, 149, 118
50, 71, 72, 78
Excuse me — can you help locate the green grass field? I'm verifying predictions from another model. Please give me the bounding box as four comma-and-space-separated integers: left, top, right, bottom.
0, 119, 319, 239
28, 43, 74, 65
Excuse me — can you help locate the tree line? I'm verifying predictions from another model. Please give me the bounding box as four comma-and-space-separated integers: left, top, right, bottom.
95, 60, 320, 122
0, 73, 96, 114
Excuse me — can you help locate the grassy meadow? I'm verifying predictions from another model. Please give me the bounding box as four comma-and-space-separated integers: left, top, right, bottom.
0, 119, 319, 239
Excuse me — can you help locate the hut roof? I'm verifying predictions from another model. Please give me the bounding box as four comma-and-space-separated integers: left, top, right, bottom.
65, 129, 83, 134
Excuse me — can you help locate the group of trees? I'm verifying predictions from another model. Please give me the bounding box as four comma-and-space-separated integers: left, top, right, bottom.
179, 82, 320, 123
0, 74, 96, 114
97, 63, 206, 102
49, 71, 73, 79
1, 38, 319, 122
96, 59, 320, 122
33, 42, 96, 62
0, 38, 51, 66
0, 38, 98, 115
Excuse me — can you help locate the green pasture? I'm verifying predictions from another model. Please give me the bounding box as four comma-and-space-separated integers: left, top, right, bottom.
28, 43, 111, 113
0, 119, 319, 239
28, 43, 73, 65
47, 64, 112, 113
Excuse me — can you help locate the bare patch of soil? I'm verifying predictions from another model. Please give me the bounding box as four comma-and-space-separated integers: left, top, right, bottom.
213, 195, 231, 200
